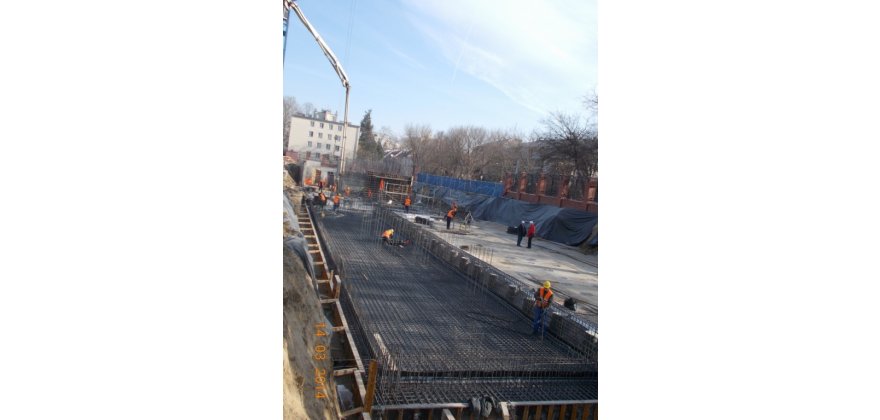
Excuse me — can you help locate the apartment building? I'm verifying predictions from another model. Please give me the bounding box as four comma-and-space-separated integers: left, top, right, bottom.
286, 110, 360, 165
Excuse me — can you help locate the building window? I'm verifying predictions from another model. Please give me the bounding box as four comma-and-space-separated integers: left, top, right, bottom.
335, 146, 340, 151
326, 144, 331, 150
317, 142, 322, 149
306, 151, 311, 159
310, 121, 315, 127
320, 123, 324, 128
309, 131, 314, 137
308, 141, 312, 147
335, 135, 340, 141
319, 133, 323, 139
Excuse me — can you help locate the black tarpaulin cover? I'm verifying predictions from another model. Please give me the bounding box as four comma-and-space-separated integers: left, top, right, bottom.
417, 184, 597, 246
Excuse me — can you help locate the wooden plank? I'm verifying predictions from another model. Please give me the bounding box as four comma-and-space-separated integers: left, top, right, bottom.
569, 404, 578, 420
442, 409, 456, 420
427, 408, 433, 420
339, 300, 365, 373
500, 402, 510, 420
332, 368, 358, 376
362, 360, 378, 413
340, 407, 364, 417
522, 405, 529, 420
535, 405, 542, 419
547, 405, 555, 420
581, 404, 591, 420
332, 326, 346, 333
455, 407, 463, 419
559, 404, 567, 420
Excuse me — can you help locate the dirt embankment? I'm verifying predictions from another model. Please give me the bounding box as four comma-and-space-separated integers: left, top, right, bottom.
283, 170, 336, 420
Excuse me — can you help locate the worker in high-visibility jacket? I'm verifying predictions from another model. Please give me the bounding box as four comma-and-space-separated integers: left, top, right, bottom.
446, 205, 457, 230
532, 281, 554, 336
382, 228, 394, 244
381, 228, 405, 247
404, 196, 412, 213
332, 194, 340, 212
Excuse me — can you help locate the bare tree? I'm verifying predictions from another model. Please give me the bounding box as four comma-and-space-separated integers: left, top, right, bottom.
473, 129, 526, 181
582, 92, 598, 129
300, 102, 316, 118
283, 96, 301, 151
403, 124, 433, 173
535, 112, 598, 178
377, 126, 399, 151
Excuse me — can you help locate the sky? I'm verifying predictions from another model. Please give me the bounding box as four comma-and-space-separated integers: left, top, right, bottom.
283, 0, 597, 139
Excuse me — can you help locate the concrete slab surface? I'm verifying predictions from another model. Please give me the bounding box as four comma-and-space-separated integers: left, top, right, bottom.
395, 209, 598, 325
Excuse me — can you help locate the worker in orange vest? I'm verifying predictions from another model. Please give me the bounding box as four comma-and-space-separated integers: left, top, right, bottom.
404, 196, 412, 213
332, 194, 340, 212
381, 228, 394, 244
532, 281, 554, 336
445, 205, 457, 230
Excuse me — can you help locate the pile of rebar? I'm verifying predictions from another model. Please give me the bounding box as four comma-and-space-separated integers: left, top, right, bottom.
317, 206, 597, 404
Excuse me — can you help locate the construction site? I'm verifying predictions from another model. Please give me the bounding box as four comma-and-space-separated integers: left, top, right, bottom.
283, 167, 598, 420
282, 2, 598, 419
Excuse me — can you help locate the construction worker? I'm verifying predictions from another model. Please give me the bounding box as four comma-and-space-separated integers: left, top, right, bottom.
446, 204, 457, 230
532, 281, 554, 336
404, 195, 412, 213
527, 220, 536, 248
332, 194, 340, 212
318, 191, 327, 209
381, 228, 394, 244
516, 220, 526, 247
381, 228, 407, 247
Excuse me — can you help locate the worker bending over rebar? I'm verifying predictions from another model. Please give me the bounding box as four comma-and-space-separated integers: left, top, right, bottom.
533, 281, 554, 336
381, 228, 409, 247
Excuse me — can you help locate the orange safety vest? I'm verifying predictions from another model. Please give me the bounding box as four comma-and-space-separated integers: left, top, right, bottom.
536, 287, 553, 308
319, 193, 326, 202
333, 195, 340, 204
447, 208, 456, 218
382, 229, 393, 239
404, 197, 411, 206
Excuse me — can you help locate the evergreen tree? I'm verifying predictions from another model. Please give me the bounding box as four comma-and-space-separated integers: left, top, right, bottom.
375, 137, 385, 158
357, 110, 376, 160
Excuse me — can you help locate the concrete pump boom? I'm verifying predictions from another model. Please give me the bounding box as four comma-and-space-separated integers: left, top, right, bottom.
283, 0, 352, 177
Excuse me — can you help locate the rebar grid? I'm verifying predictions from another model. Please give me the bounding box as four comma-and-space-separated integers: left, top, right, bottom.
316, 206, 597, 403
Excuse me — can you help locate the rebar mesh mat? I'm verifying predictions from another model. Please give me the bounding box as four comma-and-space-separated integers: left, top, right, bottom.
316, 208, 596, 402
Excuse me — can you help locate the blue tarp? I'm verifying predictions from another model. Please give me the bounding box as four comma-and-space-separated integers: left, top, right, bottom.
415, 183, 597, 247
416, 173, 504, 197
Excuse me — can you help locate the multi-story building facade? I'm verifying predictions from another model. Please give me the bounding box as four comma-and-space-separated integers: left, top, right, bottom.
286, 110, 360, 166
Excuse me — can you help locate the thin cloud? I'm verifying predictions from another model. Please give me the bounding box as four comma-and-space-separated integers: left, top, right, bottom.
386, 45, 426, 70
401, 0, 597, 117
